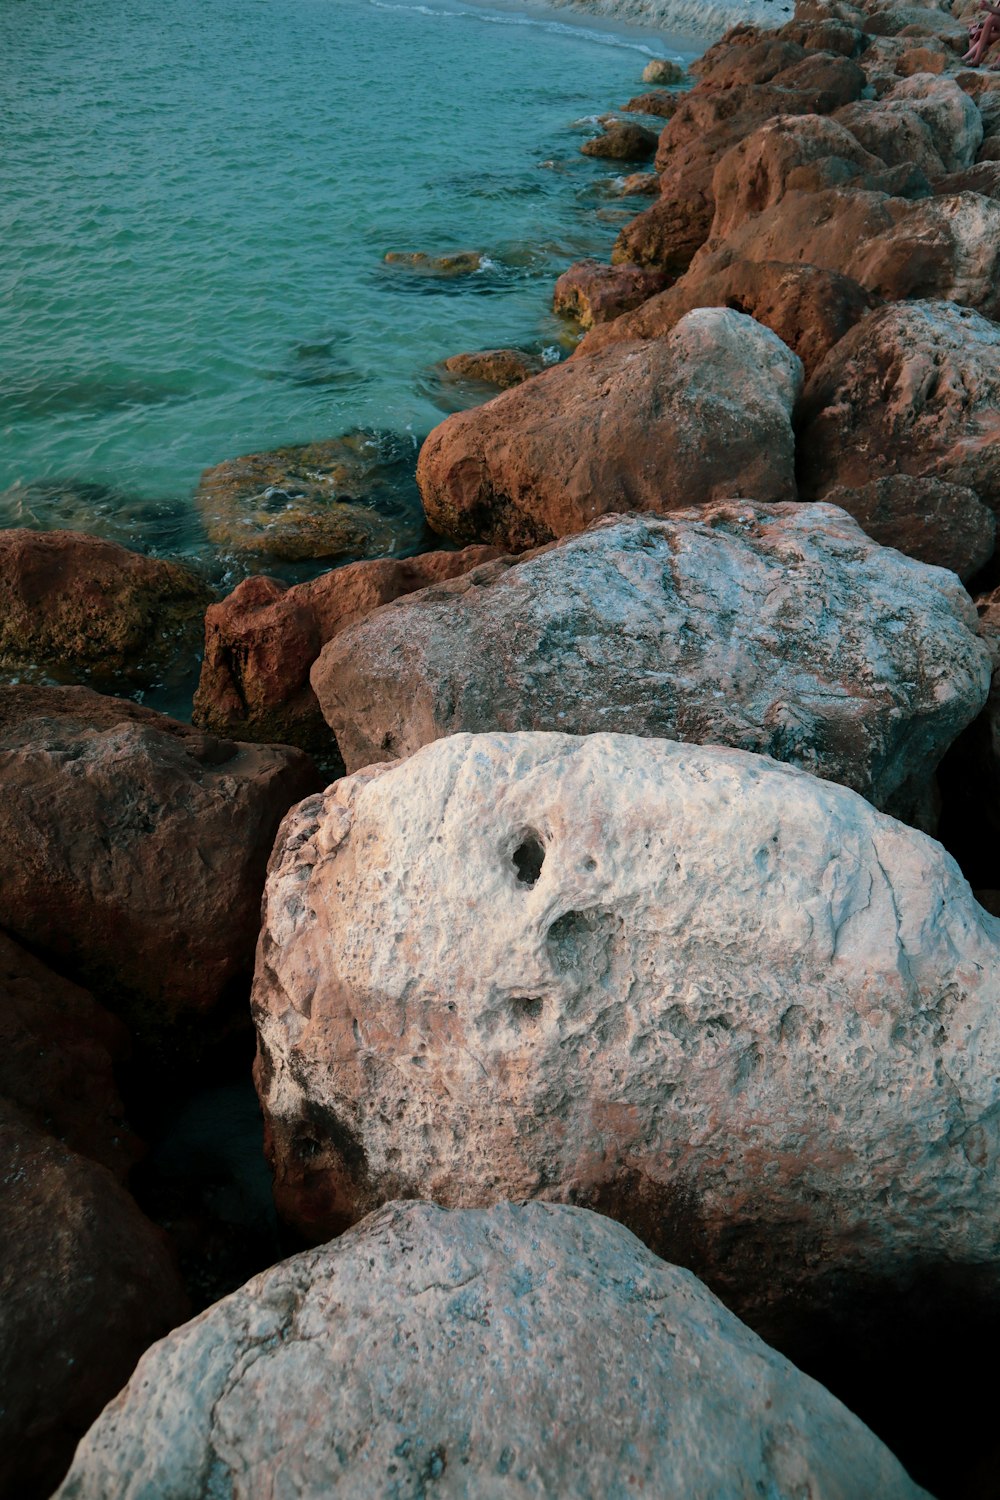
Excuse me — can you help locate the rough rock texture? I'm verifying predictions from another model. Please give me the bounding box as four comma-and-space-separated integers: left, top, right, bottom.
823, 475, 995, 580
52, 1201, 930, 1500
0, 686, 319, 1035
417, 309, 802, 550
798, 299, 1000, 507
383, 250, 485, 275
440, 349, 541, 389
193, 547, 502, 752
1, 1103, 188, 1500
715, 187, 1000, 318
311, 506, 989, 810
642, 56, 687, 83
835, 75, 982, 176
0, 931, 136, 1180
552, 258, 668, 327
195, 431, 418, 562
622, 90, 682, 118
576, 251, 874, 377
0, 529, 211, 687
581, 121, 658, 160
932, 159, 1000, 199
251, 733, 1000, 1341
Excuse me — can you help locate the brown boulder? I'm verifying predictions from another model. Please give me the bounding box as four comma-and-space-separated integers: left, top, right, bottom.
835, 75, 983, 175
641, 56, 687, 84
777, 16, 867, 52
192, 546, 502, 752
416, 308, 802, 550
0, 1103, 188, 1500
822, 475, 996, 579
552, 258, 668, 327
798, 299, 1000, 507
621, 91, 681, 118
580, 121, 658, 161
577, 251, 874, 378
0, 931, 137, 1180
614, 171, 660, 196
933, 160, 1000, 198
440, 348, 541, 389
690, 35, 806, 87
195, 430, 420, 562
0, 686, 319, 1037
957, 69, 1000, 136
0, 529, 211, 689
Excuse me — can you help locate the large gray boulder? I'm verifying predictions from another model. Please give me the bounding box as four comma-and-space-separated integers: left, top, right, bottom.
53, 1200, 930, 1500
311, 505, 990, 815
251, 733, 1000, 1336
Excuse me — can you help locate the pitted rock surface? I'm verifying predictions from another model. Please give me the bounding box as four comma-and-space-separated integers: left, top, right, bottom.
416, 309, 802, 550
53, 1201, 930, 1500
251, 733, 1000, 1336
311, 505, 989, 811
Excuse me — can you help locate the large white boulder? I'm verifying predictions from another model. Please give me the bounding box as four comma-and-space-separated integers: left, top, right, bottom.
53, 1200, 931, 1500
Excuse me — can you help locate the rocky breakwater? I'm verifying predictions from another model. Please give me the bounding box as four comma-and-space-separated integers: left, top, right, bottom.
53, 1201, 929, 1500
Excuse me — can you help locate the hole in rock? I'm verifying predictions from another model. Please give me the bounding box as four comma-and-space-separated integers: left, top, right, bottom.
510, 995, 544, 1021
512, 832, 546, 886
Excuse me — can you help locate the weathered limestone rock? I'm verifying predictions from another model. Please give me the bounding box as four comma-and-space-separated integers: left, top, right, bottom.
417, 308, 802, 550
251, 733, 1000, 1339
1, 1104, 188, 1500
0, 686, 319, 1035
383, 250, 485, 275
581, 121, 658, 160
0, 529, 211, 687
576, 252, 874, 377
552, 258, 668, 327
311, 506, 989, 809
823, 475, 995, 580
51, 1201, 929, 1500
622, 90, 682, 118
440, 349, 541, 389
835, 75, 982, 176
0, 931, 136, 1180
690, 34, 806, 86
933, 159, 1000, 199
777, 17, 866, 54
798, 300, 1000, 507
642, 56, 687, 84
195, 431, 419, 562
193, 546, 501, 752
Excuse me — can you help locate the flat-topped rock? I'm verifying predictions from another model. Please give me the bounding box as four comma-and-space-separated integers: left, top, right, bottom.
53, 1201, 930, 1500
252, 732, 1000, 1339
417, 308, 802, 550
312, 504, 989, 814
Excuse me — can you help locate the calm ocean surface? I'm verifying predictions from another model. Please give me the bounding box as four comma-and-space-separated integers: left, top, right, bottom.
0, 0, 693, 572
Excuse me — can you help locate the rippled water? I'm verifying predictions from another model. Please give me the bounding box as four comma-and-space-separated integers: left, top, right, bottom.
1, 0, 694, 575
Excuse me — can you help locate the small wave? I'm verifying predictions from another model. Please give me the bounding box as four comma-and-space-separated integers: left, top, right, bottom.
367, 0, 678, 58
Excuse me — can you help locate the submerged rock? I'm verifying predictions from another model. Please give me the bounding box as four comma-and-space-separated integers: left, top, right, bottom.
440, 348, 542, 389
383, 249, 485, 275
0, 686, 319, 1038
417, 308, 802, 550
1, 1103, 188, 1500
552, 258, 667, 327
195, 431, 419, 562
311, 505, 989, 811
0, 529, 211, 688
642, 56, 687, 84
193, 546, 501, 754
798, 300, 1000, 507
52, 1200, 929, 1500
251, 733, 1000, 1340
580, 121, 658, 160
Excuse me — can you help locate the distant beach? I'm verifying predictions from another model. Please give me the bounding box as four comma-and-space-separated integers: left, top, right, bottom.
463, 0, 788, 44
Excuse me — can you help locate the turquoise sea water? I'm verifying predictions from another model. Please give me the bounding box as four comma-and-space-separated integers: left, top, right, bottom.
0, 0, 694, 574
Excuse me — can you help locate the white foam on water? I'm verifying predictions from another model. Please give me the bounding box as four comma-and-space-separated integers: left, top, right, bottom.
368, 0, 684, 59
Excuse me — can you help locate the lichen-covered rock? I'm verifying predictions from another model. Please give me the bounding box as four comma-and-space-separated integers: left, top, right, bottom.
1, 1104, 188, 1500
0, 931, 136, 1180
311, 505, 988, 810
52, 1200, 929, 1500
823, 475, 995, 580
193, 546, 502, 753
576, 251, 874, 377
798, 300, 1000, 507
0, 686, 319, 1036
552, 258, 668, 327
251, 732, 1000, 1339
0, 529, 211, 688
195, 431, 420, 562
417, 309, 802, 550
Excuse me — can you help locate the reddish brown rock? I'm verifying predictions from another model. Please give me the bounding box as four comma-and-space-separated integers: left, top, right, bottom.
979, 134, 1000, 162
580, 121, 658, 161
621, 91, 681, 118
0, 686, 319, 1036
822, 475, 995, 580
933, 160, 1000, 199
576, 252, 874, 378
416, 308, 802, 550
956, 69, 1000, 137
614, 171, 660, 196
0, 529, 211, 688
798, 300, 1000, 508
440, 348, 541, 389
835, 75, 982, 175
690, 35, 805, 86
894, 42, 950, 73
777, 16, 866, 52
192, 547, 502, 751
552, 259, 668, 327
0, 932, 137, 1180
0, 1103, 188, 1500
